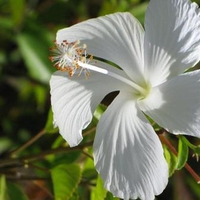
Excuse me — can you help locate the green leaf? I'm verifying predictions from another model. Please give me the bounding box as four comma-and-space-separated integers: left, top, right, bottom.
193, 145, 200, 155
93, 104, 106, 121
163, 145, 177, 177
9, 0, 25, 27
33, 85, 47, 110
187, 176, 200, 198
0, 137, 12, 154
50, 151, 81, 168
91, 175, 107, 200
51, 164, 81, 200
17, 33, 52, 84
130, 3, 148, 24
45, 109, 58, 134
82, 152, 97, 180
176, 136, 189, 170
179, 136, 200, 155
0, 175, 7, 200
7, 182, 29, 200
105, 192, 119, 200
0, 17, 14, 30
68, 191, 79, 200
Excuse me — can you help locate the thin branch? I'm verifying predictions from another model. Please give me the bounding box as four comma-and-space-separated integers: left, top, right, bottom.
33, 179, 54, 199
83, 126, 96, 136
10, 126, 96, 158
82, 149, 93, 160
6, 175, 49, 181
10, 129, 46, 157
159, 133, 200, 184
0, 141, 93, 168
25, 163, 50, 173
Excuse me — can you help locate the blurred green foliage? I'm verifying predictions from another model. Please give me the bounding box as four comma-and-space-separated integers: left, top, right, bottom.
0, 0, 200, 199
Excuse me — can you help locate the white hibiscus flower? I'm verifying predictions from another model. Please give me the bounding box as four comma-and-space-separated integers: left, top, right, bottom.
50, 0, 200, 199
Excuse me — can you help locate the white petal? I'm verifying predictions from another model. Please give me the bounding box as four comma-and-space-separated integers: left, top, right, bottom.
144, 0, 200, 86
139, 70, 200, 137
93, 92, 168, 200
56, 12, 145, 84
50, 63, 129, 147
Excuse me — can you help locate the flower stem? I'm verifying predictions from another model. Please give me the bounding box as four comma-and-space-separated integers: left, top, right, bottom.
159, 133, 200, 184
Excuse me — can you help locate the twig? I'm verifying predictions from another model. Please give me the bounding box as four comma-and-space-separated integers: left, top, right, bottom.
159, 133, 200, 184
5, 175, 49, 181
10, 129, 46, 157
83, 127, 96, 136
82, 149, 93, 160
10, 126, 96, 158
0, 141, 93, 168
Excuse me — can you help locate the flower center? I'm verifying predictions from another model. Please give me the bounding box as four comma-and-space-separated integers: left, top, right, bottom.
49, 40, 149, 97
135, 82, 151, 100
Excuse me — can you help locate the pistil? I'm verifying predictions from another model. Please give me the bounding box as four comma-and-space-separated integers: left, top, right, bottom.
50, 40, 148, 97
77, 61, 147, 96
